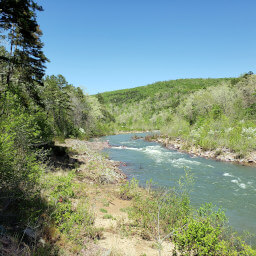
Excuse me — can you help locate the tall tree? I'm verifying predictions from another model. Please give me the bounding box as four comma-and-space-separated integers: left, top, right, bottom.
0, 0, 48, 86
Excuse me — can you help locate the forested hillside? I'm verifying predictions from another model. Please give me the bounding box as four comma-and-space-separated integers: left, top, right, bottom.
100, 74, 256, 158
99, 78, 232, 131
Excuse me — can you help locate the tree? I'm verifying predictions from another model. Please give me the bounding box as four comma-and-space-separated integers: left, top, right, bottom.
0, 0, 48, 87
42, 75, 72, 136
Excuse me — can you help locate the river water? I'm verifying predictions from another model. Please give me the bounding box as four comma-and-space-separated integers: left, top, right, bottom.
101, 132, 256, 236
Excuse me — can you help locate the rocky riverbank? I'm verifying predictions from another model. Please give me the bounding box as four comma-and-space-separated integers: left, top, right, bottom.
148, 136, 256, 166
55, 138, 126, 184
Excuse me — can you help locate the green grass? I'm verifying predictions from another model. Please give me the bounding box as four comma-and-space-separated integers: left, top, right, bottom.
100, 208, 108, 213
103, 214, 114, 219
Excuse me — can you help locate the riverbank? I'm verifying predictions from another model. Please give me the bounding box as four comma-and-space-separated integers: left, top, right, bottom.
47, 139, 175, 255
146, 135, 256, 166
3, 137, 255, 255
90, 135, 256, 255
1, 138, 177, 256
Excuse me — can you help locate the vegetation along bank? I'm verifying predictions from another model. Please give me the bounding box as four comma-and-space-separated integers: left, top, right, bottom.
99, 73, 256, 165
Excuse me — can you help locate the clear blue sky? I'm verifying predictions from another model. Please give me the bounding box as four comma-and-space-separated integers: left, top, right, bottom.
37, 0, 256, 94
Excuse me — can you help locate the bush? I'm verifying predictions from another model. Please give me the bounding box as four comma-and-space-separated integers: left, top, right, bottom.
120, 178, 140, 200
0, 93, 47, 198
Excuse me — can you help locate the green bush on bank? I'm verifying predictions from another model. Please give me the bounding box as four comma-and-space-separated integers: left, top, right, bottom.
0, 93, 48, 198
41, 171, 99, 241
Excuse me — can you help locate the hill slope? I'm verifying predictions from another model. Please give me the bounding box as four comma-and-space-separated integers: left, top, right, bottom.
99, 77, 232, 131
99, 74, 256, 159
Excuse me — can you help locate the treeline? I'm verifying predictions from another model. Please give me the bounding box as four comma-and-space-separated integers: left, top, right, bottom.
101, 78, 230, 105
100, 73, 256, 157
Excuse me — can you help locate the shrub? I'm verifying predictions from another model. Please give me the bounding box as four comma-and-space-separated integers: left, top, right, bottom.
120, 178, 139, 200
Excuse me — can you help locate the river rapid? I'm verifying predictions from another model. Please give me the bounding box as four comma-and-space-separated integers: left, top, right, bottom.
101, 132, 256, 238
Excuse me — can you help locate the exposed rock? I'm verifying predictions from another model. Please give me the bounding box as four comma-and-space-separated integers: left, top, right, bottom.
147, 136, 256, 166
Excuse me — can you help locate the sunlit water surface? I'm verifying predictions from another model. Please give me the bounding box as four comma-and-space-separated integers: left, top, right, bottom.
101, 133, 256, 238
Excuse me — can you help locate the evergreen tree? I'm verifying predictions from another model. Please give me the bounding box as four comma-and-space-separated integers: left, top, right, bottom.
0, 0, 48, 86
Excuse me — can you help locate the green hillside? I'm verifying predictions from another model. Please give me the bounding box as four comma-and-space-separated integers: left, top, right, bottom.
101, 78, 231, 105
100, 74, 256, 157
99, 77, 233, 131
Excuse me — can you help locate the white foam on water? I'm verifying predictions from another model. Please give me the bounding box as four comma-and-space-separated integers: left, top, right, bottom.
112, 146, 124, 149
231, 179, 247, 190
247, 181, 253, 185
223, 172, 233, 177
168, 158, 202, 168
143, 146, 164, 155
112, 146, 142, 151
239, 183, 246, 189
126, 147, 142, 151
166, 151, 182, 156
175, 158, 201, 166
144, 145, 163, 154
137, 145, 165, 163
207, 164, 214, 168
170, 162, 189, 168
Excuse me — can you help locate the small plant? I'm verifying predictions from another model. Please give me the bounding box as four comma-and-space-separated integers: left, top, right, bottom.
101, 198, 110, 207
100, 208, 108, 213
120, 178, 139, 200
103, 214, 114, 220
119, 208, 128, 213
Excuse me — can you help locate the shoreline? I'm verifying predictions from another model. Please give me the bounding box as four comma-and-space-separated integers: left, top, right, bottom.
99, 131, 256, 166
146, 136, 256, 166
49, 137, 256, 255
56, 138, 174, 255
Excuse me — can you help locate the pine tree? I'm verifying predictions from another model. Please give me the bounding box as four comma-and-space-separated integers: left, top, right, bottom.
0, 0, 48, 86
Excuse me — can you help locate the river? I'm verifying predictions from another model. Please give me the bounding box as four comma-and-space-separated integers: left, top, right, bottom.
101, 132, 256, 238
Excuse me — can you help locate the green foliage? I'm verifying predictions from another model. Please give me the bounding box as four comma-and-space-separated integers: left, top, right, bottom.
122, 175, 256, 255
120, 178, 140, 200
100, 78, 232, 132
125, 172, 192, 241
0, 1, 110, 254
174, 203, 256, 255
0, 0, 48, 85
101, 75, 256, 156
41, 75, 110, 138
163, 76, 256, 155
42, 171, 96, 240
0, 93, 47, 197
103, 214, 114, 219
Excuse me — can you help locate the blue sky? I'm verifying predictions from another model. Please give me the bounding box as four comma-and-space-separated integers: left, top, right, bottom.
37, 0, 256, 94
